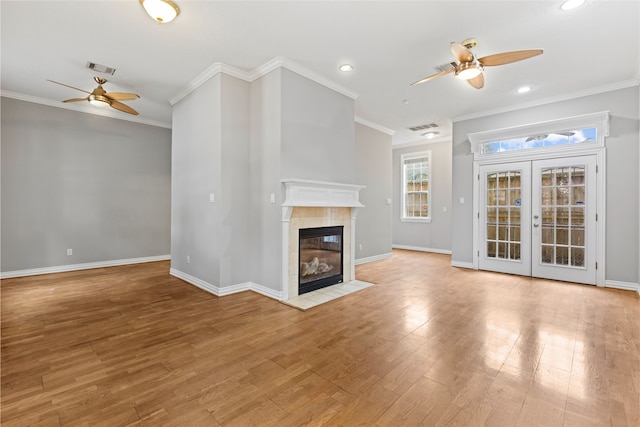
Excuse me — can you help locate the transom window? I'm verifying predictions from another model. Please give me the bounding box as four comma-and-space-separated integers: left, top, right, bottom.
479, 127, 597, 155
401, 151, 431, 221
468, 111, 609, 161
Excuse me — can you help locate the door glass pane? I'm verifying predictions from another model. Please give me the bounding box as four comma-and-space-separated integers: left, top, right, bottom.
487, 190, 497, 205
487, 241, 496, 257
571, 227, 584, 246
571, 248, 585, 267
538, 165, 588, 269
556, 225, 569, 245
557, 187, 570, 206
510, 243, 521, 260
556, 246, 569, 265
541, 245, 554, 264
485, 170, 522, 262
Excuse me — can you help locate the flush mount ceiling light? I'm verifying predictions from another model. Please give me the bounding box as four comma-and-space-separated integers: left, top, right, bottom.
338, 64, 353, 72
560, 0, 586, 11
517, 85, 532, 93
140, 0, 180, 23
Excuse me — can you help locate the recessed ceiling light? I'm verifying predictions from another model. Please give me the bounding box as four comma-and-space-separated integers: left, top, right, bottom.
517, 86, 532, 94
338, 64, 353, 72
421, 131, 439, 139
560, 0, 586, 11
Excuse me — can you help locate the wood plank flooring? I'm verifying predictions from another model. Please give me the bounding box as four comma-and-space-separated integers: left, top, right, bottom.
2, 249, 639, 426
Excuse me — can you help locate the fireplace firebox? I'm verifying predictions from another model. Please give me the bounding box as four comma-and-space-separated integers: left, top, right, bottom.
298, 226, 344, 295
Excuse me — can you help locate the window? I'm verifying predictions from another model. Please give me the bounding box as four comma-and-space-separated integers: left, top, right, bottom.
402, 151, 431, 221
468, 111, 609, 161
478, 127, 597, 155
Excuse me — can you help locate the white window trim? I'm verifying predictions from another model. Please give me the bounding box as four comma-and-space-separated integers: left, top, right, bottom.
401, 150, 432, 223
468, 111, 609, 162
469, 111, 607, 287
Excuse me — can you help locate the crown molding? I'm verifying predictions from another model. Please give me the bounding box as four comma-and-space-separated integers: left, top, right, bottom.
170, 56, 359, 106
392, 134, 451, 149
354, 116, 395, 135
453, 78, 639, 123
169, 62, 251, 105
1, 91, 172, 129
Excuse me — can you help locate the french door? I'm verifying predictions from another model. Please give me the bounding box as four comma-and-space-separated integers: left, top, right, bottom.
478, 155, 597, 285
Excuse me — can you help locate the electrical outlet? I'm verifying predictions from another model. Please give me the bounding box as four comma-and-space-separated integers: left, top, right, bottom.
67, 248, 73, 256
186, 255, 190, 264
359, 244, 363, 251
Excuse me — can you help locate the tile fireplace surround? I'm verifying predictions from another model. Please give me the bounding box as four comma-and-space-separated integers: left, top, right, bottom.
281, 179, 366, 303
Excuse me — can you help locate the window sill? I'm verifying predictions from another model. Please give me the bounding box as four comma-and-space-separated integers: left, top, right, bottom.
401, 218, 432, 223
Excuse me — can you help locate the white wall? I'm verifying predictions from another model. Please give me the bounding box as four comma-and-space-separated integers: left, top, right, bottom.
452, 86, 639, 284
1, 97, 171, 274
392, 139, 453, 252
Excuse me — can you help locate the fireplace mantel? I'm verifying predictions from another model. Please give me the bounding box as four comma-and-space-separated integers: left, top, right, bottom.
281, 179, 364, 208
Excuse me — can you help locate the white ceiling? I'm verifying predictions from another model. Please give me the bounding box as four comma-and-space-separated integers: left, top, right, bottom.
1, 1, 638, 145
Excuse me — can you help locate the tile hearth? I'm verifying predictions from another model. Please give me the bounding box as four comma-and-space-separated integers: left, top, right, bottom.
282, 280, 374, 311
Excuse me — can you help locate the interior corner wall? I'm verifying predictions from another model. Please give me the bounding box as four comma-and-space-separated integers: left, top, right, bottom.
355, 123, 392, 260
1, 97, 171, 272
392, 140, 453, 252
451, 86, 639, 284
171, 73, 252, 288
220, 74, 252, 286
249, 69, 283, 291
171, 75, 223, 285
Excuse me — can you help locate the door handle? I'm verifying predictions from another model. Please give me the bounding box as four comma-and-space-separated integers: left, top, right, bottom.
533, 223, 539, 228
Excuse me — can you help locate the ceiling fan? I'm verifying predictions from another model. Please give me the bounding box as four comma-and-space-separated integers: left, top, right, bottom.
48, 77, 140, 115
411, 38, 543, 89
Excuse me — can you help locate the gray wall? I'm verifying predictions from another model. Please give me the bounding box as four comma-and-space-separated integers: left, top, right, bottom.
249, 69, 283, 290
392, 139, 453, 252
280, 69, 356, 184
452, 86, 639, 284
172, 66, 361, 292
171, 74, 252, 287
1, 97, 171, 272
355, 123, 393, 260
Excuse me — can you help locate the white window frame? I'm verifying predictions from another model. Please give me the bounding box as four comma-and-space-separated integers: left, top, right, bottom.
401, 151, 431, 223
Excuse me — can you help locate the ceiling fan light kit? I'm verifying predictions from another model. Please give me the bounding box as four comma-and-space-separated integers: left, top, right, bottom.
411, 38, 543, 90
140, 0, 180, 24
48, 76, 140, 115
88, 94, 112, 107
455, 62, 483, 80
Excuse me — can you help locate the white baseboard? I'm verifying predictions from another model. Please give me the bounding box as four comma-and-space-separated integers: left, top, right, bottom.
450, 260, 475, 269
355, 252, 392, 265
169, 269, 283, 301
0, 255, 171, 279
392, 244, 452, 255
605, 279, 640, 295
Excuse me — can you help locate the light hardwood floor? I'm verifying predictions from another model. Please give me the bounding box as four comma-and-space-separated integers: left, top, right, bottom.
2, 249, 639, 426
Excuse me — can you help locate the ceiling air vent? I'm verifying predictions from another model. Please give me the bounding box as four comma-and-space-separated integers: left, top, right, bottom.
408, 123, 439, 132
86, 62, 116, 75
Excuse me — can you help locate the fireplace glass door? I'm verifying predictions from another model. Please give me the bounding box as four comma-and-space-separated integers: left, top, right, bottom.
299, 226, 344, 294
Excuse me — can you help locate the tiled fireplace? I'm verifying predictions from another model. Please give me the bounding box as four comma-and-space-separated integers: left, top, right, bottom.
281, 179, 364, 301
